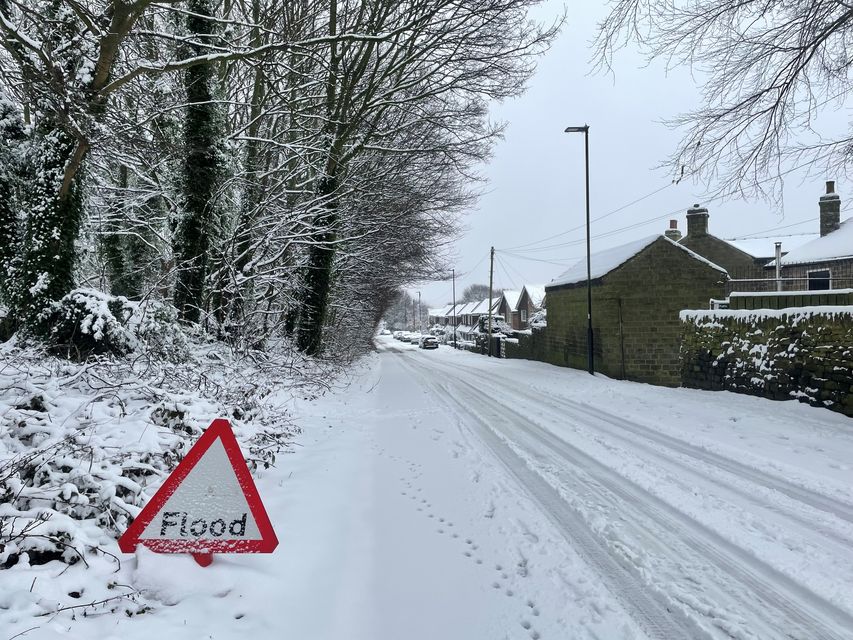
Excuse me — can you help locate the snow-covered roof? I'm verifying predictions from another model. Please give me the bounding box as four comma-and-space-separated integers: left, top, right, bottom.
549, 235, 727, 288
723, 233, 819, 260
501, 290, 521, 311
767, 218, 853, 266
428, 308, 446, 318
469, 299, 489, 315
522, 284, 546, 307
456, 301, 477, 316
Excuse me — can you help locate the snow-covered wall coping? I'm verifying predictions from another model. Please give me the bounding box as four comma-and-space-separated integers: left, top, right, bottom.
680, 305, 853, 324
729, 289, 853, 298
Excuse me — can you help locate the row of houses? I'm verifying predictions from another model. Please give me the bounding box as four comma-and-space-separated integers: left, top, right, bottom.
427, 283, 548, 335
509, 181, 853, 387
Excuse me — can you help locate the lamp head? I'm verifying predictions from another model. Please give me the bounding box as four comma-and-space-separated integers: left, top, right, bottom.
564, 125, 589, 133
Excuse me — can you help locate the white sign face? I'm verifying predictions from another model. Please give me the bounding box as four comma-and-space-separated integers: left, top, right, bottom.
140, 438, 262, 541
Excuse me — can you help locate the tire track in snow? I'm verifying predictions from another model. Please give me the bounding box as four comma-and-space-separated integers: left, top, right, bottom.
394, 353, 704, 640
395, 352, 853, 640
420, 353, 853, 526
428, 360, 853, 550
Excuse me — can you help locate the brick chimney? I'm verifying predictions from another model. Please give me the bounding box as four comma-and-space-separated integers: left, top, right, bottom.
819, 180, 840, 237
664, 219, 682, 241
686, 204, 709, 237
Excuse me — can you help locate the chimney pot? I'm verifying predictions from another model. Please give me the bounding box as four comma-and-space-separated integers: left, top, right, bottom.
664, 219, 682, 241
819, 181, 841, 237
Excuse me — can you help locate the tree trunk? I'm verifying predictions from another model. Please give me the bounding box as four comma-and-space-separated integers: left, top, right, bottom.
17, 126, 85, 327
173, 0, 222, 324
296, 175, 338, 355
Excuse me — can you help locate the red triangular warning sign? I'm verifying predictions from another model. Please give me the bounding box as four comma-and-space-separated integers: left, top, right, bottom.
119, 418, 278, 556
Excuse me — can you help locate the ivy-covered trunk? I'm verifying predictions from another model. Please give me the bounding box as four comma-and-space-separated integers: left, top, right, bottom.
0, 97, 24, 308
296, 175, 339, 355
16, 127, 85, 327
173, 0, 223, 324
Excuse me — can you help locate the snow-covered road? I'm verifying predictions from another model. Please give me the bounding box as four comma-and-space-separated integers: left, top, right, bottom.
374, 338, 853, 640
9, 338, 853, 640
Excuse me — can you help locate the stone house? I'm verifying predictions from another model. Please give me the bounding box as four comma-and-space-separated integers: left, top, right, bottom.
676, 205, 817, 293
766, 181, 853, 291
530, 235, 728, 386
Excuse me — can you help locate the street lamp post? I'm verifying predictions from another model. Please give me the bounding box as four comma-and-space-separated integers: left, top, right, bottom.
564, 124, 594, 376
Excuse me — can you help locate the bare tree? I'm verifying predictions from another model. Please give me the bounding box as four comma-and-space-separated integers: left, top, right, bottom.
596, 0, 853, 200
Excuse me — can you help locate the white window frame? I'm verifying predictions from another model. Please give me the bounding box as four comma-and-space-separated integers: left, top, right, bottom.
520, 309, 528, 322
807, 268, 832, 291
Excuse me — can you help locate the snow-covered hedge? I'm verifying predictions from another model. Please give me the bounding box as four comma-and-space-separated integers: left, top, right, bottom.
680, 306, 853, 416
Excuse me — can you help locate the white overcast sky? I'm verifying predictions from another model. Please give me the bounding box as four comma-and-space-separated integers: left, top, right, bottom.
413, 1, 849, 308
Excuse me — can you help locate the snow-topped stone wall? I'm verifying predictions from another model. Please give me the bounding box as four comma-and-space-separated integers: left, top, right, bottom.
680, 307, 853, 417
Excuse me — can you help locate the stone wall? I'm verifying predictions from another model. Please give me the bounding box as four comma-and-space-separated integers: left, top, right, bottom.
680, 307, 853, 417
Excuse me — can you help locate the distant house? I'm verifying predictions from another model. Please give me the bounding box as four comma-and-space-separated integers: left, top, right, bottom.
498, 290, 521, 329
516, 284, 546, 329
536, 235, 728, 386
766, 181, 853, 291
427, 307, 448, 325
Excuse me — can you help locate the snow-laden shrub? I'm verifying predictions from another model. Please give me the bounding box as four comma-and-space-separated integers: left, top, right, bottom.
39, 288, 135, 358
125, 300, 190, 361
0, 338, 301, 575
36, 289, 190, 361
529, 308, 546, 329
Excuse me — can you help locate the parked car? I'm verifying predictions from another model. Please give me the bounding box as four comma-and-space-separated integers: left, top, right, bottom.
406, 333, 422, 344
419, 336, 439, 349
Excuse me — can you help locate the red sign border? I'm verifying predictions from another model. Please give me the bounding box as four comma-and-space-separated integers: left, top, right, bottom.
118, 418, 279, 554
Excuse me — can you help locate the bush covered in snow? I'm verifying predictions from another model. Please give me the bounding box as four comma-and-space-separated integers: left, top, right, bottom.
36, 289, 189, 361
39, 289, 135, 358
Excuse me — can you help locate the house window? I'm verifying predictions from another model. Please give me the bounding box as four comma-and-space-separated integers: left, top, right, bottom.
807, 269, 831, 291
520, 309, 527, 322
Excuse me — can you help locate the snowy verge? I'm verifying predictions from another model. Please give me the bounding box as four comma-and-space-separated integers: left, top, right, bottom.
0, 331, 319, 631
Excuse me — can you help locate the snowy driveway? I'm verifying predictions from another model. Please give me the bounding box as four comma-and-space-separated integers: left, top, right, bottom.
368, 337, 853, 640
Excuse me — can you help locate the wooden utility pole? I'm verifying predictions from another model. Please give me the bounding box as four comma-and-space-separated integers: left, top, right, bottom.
452, 268, 457, 349
487, 246, 495, 357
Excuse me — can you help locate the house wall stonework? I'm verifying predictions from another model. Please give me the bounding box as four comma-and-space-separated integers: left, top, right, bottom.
522, 238, 727, 386
679, 233, 765, 282
779, 258, 853, 291
680, 308, 853, 417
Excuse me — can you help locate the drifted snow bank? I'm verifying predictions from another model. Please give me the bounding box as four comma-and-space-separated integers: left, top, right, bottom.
680, 306, 853, 416
0, 317, 309, 626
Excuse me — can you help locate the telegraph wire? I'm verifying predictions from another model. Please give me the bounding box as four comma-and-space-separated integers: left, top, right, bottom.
500, 152, 839, 255
502, 182, 674, 252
